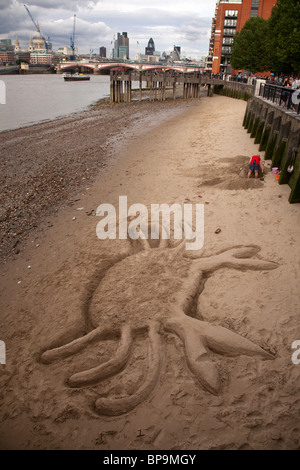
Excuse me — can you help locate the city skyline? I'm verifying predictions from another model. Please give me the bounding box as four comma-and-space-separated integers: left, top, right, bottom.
0, 0, 217, 59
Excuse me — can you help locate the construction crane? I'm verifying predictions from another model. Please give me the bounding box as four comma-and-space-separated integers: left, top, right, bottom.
70, 14, 76, 61
24, 4, 50, 52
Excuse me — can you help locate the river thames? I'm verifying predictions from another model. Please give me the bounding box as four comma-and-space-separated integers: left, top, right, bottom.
0, 74, 111, 132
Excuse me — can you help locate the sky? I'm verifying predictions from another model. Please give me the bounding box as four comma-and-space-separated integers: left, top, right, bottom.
0, 0, 217, 59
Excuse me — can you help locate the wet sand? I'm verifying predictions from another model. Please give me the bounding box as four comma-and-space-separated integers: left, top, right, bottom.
0, 97, 189, 263
0, 95, 300, 450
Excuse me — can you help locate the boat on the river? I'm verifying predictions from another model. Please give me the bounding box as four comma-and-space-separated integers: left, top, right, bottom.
64, 73, 90, 81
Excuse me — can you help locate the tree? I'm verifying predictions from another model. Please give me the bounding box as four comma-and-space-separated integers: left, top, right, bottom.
267, 0, 300, 74
231, 17, 270, 73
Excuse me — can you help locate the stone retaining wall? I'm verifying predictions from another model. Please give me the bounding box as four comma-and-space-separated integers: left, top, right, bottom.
243, 96, 300, 203
212, 81, 254, 101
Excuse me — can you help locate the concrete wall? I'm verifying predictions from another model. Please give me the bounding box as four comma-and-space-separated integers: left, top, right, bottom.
243, 96, 300, 203
212, 80, 254, 101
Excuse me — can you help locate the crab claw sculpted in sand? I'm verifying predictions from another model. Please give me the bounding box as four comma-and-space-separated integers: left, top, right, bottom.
41, 231, 278, 416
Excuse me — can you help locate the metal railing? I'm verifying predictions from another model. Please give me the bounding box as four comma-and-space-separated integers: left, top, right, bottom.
230, 76, 248, 83
259, 82, 300, 114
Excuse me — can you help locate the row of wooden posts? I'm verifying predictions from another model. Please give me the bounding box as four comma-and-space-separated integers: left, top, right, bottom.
110, 70, 203, 103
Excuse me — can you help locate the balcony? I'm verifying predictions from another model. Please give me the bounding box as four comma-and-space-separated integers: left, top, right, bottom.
221, 47, 232, 55
223, 30, 236, 37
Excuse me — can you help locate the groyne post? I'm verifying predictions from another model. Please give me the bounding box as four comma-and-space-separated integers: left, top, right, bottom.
243, 96, 300, 203
110, 69, 203, 104
139, 72, 142, 102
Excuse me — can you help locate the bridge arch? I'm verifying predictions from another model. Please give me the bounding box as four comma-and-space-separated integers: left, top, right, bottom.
59, 62, 96, 72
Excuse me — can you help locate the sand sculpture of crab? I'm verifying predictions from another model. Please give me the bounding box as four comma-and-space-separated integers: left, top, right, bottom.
41, 232, 278, 416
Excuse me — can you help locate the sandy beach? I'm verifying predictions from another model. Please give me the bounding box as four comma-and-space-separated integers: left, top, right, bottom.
0, 94, 300, 450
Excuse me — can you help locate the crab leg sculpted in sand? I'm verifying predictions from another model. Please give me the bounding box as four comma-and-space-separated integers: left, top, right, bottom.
41, 226, 278, 416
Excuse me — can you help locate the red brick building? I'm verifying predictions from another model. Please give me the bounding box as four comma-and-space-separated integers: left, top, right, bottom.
211, 0, 277, 75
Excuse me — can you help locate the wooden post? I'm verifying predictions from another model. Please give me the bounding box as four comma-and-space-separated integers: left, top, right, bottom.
128, 72, 132, 103
139, 71, 142, 102
117, 80, 121, 103
110, 71, 114, 103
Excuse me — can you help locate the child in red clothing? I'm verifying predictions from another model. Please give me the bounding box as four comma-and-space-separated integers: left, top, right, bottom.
247, 155, 261, 179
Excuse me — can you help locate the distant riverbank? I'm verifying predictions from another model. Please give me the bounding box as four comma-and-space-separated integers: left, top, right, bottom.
0, 65, 56, 74
0, 65, 21, 75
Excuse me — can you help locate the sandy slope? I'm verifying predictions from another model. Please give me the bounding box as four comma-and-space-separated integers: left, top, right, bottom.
0, 95, 300, 450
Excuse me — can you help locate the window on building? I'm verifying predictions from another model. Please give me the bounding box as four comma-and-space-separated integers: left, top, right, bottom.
223, 28, 236, 36
223, 37, 233, 45
250, 0, 260, 18
224, 19, 237, 27
221, 46, 232, 54
225, 10, 238, 18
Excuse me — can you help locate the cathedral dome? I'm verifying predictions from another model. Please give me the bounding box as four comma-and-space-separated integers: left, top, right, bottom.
33, 31, 43, 40
30, 22, 46, 52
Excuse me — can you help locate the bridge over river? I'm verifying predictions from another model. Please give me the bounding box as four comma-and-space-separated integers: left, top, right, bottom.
56, 61, 203, 75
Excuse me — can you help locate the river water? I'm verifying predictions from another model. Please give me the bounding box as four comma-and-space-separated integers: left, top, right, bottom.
0, 74, 111, 132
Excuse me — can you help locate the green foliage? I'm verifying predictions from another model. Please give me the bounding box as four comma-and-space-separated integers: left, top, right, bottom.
267, 0, 300, 74
231, 0, 300, 74
231, 17, 270, 73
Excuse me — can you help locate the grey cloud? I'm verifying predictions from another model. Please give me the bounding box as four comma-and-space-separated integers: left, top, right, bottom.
0, 2, 212, 58
180, 20, 210, 42
16, 0, 98, 11
0, 0, 13, 9
0, 1, 28, 34
80, 8, 211, 36
1, 9, 112, 52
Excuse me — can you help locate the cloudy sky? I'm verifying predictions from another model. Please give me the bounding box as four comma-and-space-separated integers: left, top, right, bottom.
0, 0, 217, 59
